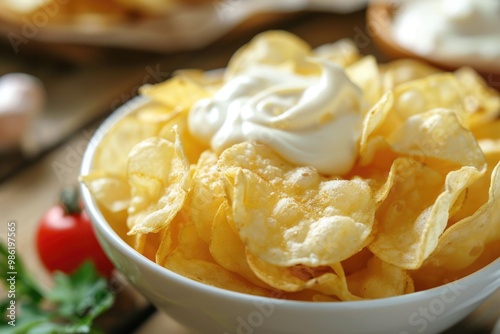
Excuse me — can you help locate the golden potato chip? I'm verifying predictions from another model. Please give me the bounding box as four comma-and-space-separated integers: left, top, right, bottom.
225, 30, 316, 78
247, 254, 357, 301
346, 56, 381, 107
412, 162, 500, 290
209, 204, 268, 288
454, 67, 500, 129
347, 256, 414, 299
140, 76, 211, 111
223, 159, 375, 267
369, 158, 483, 269
358, 91, 394, 165
155, 209, 185, 266
80, 171, 130, 214
387, 108, 486, 171
379, 59, 441, 91
313, 38, 361, 68
449, 140, 500, 224
164, 222, 269, 296
92, 115, 159, 175
164, 253, 270, 296
423, 162, 500, 270
390, 74, 467, 126
186, 150, 225, 243
127, 131, 191, 235
159, 112, 208, 165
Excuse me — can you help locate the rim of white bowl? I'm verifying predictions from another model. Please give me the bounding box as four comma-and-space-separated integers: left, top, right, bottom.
80, 96, 500, 309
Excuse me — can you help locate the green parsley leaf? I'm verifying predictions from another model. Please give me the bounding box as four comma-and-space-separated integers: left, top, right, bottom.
0, 241, 115, 334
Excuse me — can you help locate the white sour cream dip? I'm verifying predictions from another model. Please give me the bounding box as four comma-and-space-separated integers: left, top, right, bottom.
188, 59, 363, 175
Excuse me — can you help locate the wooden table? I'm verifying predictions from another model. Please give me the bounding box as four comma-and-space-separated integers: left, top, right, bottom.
0, 8, 498, 334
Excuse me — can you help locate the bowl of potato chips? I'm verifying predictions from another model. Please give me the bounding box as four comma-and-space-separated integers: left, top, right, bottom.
81, 31, 500, 334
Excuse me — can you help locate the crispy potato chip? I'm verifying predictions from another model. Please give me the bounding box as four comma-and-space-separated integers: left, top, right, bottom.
424, 162, 500, 270
369, 158, 483, 269
388, 108, 486, 171
226, 30, 316, 78
222, 150, 375, 267
164, 253, 270, 296
454, 67, 500, 129
127, 131, 191, 235
412, 162, 500, 289
449, 140, 500, 224
155, 209, 185, 266
140, 76, 211, 111
390, 74, 468, 126
347, 256, 414, 299
186, 150, 225, 243
358, 91, 394, 165
158, 113, 208, 166
379, 59, 441, 91
247, 254, 358, 301
93, 115, 159, 175
346, 56, 381, 107
81, 171, 130, 214
313, 38, 361, 68
164, 222, 269, 296
209, 204, 268, 288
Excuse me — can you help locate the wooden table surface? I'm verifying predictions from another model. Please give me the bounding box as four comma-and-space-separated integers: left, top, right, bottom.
0, 7, 498, 334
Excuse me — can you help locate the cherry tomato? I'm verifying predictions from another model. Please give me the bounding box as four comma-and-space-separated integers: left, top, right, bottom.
36, 187, 114, 278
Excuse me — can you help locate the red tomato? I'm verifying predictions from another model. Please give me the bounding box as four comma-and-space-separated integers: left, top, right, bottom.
36, 188, 114, 278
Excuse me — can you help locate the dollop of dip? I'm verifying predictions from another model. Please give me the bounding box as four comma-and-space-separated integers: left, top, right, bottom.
188, 59, 363, 175
392, 0, 500, 61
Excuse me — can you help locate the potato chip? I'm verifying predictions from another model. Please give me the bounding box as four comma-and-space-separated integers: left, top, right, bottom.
247, 254, 358, 301
81, 171, 130, 214
164, 253, 270, 296
127, 130, 191, 235
423, 161, 500, 269
140, 76, 211, 111
347, 256, 414, 299
390, 74, 468, 126
186, 150, 225, 243
158, 112, 208, 164
387, 108, 486, 171
379, 59, 441, 91
155, 208, 185, 266
412, 162, 500, 289
358, 91, 394, 165
164, 222, 269, 296
449, 140, 500, 224
225, 31, 316, 78
369, 158, 483, 269
346, 56, 381, 107
209, 204, 269, 288
221, 145, 375, 267
313, 38, 361, 68
454, 67, 500, 129
92, 115, 160, 175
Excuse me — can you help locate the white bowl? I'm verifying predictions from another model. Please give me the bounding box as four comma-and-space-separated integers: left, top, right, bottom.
81, 97, 500, 334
